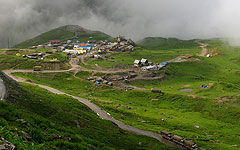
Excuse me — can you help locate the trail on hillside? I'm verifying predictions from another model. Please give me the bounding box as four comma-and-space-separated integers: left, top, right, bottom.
195, 40, 209, 57
3, 70, 184, 149
0, 77, 6, 100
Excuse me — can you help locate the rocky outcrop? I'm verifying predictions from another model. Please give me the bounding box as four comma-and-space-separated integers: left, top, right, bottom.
0, 70, 20, 102
0, 137, 16, 150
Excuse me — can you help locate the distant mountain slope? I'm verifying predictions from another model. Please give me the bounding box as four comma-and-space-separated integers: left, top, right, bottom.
137, 37, 199, 50
14, 25, 113, 49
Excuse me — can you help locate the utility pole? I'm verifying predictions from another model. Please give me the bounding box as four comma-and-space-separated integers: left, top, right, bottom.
7, 37, 9, 49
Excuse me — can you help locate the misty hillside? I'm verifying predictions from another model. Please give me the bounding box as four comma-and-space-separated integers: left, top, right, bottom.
14, 25, 113, 49
137, 37, 199, 50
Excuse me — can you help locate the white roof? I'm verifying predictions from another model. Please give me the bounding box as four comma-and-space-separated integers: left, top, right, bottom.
134, 60, 140, 64
146, 66, 155, 69
141, 58, 148, 63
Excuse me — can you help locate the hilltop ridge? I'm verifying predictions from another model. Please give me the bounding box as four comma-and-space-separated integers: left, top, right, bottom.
14, 25, 113, 49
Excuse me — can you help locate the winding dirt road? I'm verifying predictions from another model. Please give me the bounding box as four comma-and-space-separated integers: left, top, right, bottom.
3, 70, 184, 149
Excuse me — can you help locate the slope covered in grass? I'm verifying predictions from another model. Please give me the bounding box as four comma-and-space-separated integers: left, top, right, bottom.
14, 25, 113, 49
85, 38, 201, 69
137, 37, 199, 50
0, 72, 175, 150
13, 70, 240, 150
0, 49, 70, 70
12, 39, 240, 149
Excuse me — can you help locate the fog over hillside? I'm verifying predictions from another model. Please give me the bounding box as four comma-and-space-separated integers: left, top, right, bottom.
0, 0, 239, 48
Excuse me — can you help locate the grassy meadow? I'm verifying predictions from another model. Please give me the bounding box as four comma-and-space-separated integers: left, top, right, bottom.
9, 38, 240, 150
0, 73, 173, 150
0, 49, 70, 70
86, 38, 201, 69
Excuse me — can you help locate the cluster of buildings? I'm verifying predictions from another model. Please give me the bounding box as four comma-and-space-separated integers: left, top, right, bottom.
33, 35, 135, 57
86, 76, 113, 86
134, 58, 168, 71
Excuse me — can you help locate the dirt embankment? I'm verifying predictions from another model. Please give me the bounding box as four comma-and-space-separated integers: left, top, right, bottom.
0, 77, 6, 100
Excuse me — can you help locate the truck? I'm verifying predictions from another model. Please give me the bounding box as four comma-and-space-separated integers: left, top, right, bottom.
161, 130, 173, 140
33, 66, 42, 71
183, 140, 198, 150
172, 135, 184, 145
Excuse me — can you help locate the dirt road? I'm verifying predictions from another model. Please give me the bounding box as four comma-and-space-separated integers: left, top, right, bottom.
2, 70, 184, 149
0, 78, 6, 100
195, 40, 209, 57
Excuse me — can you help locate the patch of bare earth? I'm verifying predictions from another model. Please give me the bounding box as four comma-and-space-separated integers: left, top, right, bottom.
214, 96, 237, 104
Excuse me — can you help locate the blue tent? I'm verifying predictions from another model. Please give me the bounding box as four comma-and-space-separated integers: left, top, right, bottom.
162, 62, 168, 66
96, 81, 101, 84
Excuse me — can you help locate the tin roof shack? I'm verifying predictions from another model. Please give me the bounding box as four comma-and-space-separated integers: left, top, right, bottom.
141, 66, 156, 71
151, 88, 163, 94
126, 45, 134, 51
141, 58, 149, 66
134, 60, 141, 67
93, 55, 102, 59
37, 45, 44, 49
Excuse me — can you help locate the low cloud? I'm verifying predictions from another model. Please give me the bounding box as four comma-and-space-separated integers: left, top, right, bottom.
0, 0, 240, 48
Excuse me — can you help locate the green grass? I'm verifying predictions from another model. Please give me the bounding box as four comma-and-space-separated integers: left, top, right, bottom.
0, 50, 70, 70
0, 72, 175, 150
13, 69, 240, 150
86, 39, 201, 69
130, 40, 240, 99
8, 38, 240, 149
14, 27, 74, 49
14, 25, 113, 49
137, 37, 199, 50
11, 39, 240, 149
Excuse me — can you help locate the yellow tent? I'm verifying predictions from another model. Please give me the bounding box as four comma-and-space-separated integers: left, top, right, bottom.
83, 50, 87, 53
16, 53, 21, 56
98, 50, 102, 53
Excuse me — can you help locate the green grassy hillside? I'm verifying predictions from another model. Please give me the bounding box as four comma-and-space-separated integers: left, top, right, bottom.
12, 39, 240, 149
0, 72, 175, 150
85, 38, 201, 69
14, 25, 113, 49
0, 49, 70, 70
137, 37, 199, 50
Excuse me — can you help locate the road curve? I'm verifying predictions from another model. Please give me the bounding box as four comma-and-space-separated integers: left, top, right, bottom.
0, 77, 6, 100
3, 70, 184, 149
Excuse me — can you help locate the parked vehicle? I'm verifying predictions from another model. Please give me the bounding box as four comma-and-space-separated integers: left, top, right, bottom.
33, 66, 42, 71
160, 130, 197, 150
184, 140, 198, 150
161, 130, 173, 140
172, 135, 184, 145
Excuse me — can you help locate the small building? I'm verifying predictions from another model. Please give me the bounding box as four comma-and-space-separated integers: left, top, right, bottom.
67, 40, 72, 44
141, 58, 149, 66
93, 55, 101, 59
126, 45, 134, 51
141, 66, 156, 71
134, 60, 141, 67
151, 88, 162, 94
37, 45, 44, 49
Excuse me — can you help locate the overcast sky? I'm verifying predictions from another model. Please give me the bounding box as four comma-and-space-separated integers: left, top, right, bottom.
0, 0, 239, 47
